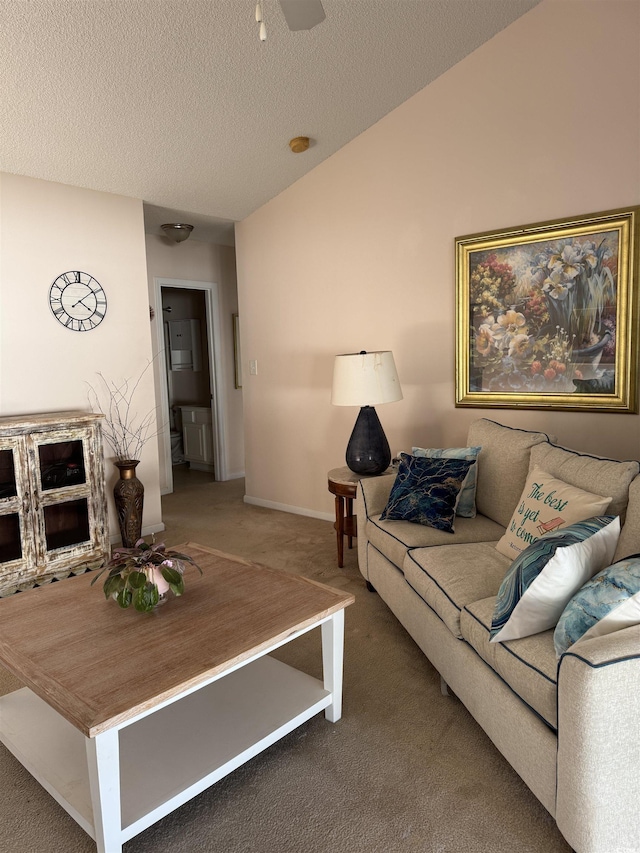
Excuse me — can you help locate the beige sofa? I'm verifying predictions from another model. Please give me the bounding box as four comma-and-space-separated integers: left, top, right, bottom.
356, 418, 640, 853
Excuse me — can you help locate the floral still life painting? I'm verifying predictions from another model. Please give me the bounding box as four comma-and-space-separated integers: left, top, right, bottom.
455, 207, 639, 412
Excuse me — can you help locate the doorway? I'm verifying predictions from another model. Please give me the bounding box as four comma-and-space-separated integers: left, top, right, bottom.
154, 277, 227, 494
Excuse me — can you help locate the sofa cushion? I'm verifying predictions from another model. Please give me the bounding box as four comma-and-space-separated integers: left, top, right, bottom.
466, 419, 552, 528
614, 475, 640, 562
461, 596, 559, 729
491, 515, 620, 642
403, 542, 510, 638
412, 446, 481, 517
380, 454, 475, 533
366, 514, 506, 579
495, 468, 612, 560
554, 555, 640, 656
529, 442, 639, 520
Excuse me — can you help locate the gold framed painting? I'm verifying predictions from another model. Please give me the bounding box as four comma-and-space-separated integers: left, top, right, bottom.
455, 206, 640, 412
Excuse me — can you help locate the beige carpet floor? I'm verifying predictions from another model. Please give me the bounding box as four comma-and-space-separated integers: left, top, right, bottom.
0, 467, 573, 853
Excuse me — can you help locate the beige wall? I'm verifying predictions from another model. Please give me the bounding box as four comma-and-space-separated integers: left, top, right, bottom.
0, 173, 162, 540
236, 0, 640, 520
145, 235, 244, 488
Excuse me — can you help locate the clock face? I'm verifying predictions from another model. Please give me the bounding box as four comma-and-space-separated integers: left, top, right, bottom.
49, 271, 107, 332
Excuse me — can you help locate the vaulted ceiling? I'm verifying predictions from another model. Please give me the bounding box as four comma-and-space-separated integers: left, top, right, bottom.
1, 0, 540, 244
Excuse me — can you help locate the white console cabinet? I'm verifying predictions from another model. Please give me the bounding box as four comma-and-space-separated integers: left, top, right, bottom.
180, 406, 214, 473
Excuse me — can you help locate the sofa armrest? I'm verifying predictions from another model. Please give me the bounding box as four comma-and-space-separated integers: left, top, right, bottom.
357, 473, 395, 519
356, 474, 395, 582
556, 625, 640, 853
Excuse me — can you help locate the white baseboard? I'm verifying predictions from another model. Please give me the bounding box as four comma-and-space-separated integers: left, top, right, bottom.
225, 470, 245, 480
244, 495, 333, 523
108, 522, 166, 546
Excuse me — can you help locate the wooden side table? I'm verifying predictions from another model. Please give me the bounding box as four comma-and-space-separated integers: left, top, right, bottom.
327, 467, 361, 568
329, 466, 396, 568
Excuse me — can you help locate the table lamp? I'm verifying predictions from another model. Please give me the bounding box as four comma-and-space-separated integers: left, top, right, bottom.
331, 350, 403, 475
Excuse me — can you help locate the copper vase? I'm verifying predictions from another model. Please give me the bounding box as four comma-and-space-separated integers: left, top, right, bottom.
113, 460, 144, 548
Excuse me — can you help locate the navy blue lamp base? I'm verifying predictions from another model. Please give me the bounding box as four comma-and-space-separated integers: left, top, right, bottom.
345, 406, 391, 476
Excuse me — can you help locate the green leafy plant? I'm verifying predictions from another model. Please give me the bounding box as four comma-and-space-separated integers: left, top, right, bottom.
92, 538, 202, 612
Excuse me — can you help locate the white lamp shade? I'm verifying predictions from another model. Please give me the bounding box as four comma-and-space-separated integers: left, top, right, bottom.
331, 351, 403, 407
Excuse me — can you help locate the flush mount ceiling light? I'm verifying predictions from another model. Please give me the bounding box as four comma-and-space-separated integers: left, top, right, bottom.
289, 136, 310, 153
161, 223, 194, 243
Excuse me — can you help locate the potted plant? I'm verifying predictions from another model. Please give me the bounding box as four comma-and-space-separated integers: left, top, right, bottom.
91, 538, 202, 612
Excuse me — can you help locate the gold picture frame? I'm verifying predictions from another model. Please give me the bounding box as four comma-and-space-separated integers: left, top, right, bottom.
233, 313, 242, 389
455, 206, 640, 412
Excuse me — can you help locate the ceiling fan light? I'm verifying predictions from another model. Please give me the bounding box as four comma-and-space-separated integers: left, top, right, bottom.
161, 223, 194, 243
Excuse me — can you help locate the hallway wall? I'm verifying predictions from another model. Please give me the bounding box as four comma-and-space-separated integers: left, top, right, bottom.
145, 235, 244, 489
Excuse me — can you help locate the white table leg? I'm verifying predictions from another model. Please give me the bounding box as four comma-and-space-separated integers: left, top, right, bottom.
322, 609, 345, 723
86, 728, 122, 853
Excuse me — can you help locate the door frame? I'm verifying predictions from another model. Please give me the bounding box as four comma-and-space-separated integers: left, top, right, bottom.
153, 277, 227, 493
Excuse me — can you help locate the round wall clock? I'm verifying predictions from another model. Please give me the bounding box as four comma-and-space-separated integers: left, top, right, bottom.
49, 270, 107, 331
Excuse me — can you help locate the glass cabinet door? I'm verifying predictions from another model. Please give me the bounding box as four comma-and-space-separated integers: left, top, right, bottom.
0, 514, 22, 563
43, 498, 91, 551
38, 440, 87, 491
33, 433, 93, 556
0, 441, 26, 566
0, 449, 17, 499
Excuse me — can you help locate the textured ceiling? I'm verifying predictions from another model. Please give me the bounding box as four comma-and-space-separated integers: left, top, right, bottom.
0, 0, 540, 245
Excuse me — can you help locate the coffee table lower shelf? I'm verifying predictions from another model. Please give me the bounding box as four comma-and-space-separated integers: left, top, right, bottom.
0, 655, 331, 848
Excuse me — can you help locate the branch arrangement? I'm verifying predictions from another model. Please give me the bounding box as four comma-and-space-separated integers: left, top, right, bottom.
87, 362, 161, 462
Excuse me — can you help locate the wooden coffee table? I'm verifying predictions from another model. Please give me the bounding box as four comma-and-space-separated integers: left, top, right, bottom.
0, 544, 354, 853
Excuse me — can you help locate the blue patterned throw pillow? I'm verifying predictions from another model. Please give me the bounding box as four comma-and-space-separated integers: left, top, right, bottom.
379, 453, 475, 533
490, 515, 620, 643
554, 556, 640, 655
412, 446, 481, 518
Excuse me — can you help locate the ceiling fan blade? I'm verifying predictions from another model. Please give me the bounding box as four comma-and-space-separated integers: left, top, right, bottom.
279, 0, 326, 31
